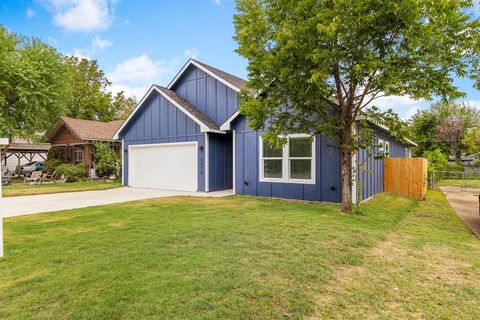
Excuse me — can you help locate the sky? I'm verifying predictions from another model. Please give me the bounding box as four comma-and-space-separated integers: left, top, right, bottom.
1, 0, 480, 120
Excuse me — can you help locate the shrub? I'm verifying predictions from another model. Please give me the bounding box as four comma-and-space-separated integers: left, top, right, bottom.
423, 149, 448, 173
93, 142, 120, 177
56, 164, 86, 182
43, 158, 63, 174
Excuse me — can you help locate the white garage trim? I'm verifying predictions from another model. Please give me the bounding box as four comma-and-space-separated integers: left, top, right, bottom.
121, 139, 125, 185
205, 133, 209, 192
128, 141, 198, 191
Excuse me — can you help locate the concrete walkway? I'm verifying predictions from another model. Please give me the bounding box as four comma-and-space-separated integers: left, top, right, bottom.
440, 186, 480, 239
2, 187, 233, 218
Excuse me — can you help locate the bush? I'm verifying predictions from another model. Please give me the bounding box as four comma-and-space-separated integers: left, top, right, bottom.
446, 162, 464, 172
423, 149, 448, 173
56, 164, 86, 182
93, 142, 120, 177
473, 159, 480, 167
43, 158, 63, 174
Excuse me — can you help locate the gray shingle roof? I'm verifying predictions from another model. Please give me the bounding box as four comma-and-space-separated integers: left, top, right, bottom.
154, 85, 220, 130
192, 59, 247, 91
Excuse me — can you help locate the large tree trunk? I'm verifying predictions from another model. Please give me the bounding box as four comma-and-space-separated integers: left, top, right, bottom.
340, 130, 353, 213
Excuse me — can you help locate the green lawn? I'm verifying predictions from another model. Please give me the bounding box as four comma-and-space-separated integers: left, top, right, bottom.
436, 178, 480, 188
2, 180, 122, 197
1, 192, 479, 319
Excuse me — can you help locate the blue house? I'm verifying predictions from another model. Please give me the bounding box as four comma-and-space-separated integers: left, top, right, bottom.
114, 59, 415, 203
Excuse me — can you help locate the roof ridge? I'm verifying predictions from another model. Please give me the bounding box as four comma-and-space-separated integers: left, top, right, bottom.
191, 59, 247, 83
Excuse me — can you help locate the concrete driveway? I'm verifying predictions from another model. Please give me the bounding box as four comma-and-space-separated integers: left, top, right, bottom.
2, 187, 233, 218
440, 186, 480, 239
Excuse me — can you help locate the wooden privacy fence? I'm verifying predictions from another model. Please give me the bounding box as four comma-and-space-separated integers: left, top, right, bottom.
384, 157, 428, 201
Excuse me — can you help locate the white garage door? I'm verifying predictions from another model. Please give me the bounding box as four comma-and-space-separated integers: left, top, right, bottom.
128, 142, 198, 191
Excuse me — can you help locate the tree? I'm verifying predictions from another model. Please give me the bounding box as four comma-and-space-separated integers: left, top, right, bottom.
64, 56, 113, 121
234, 0, 480, 212
435, 102, 479, 163
110, 91, 137, 120
0, 26, 70, 140
410, 108, 447, 157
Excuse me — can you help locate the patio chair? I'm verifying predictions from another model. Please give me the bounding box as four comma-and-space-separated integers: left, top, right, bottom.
23, 170, 43, 184
39, 171, 56, 184
1, 166, 11, 186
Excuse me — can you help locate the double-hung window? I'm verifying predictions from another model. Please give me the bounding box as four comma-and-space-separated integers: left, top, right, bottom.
378, 138, 390, 157
260, 134, 315, 184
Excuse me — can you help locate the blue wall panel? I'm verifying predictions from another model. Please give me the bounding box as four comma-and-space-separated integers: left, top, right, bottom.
356, 127, 409, 201
171, 65, 239, 125
208, 133, 233, 191
232, 116, 341, 202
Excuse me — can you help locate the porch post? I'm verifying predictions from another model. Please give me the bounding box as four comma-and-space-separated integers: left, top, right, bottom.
0, 138, 10, 258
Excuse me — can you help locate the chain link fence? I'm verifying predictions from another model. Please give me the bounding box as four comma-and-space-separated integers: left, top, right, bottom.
429, 169, 480, 190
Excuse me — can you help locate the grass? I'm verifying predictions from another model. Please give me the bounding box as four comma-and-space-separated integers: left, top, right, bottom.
2, 180, 122, 197
436, 178, 480, 188
0, 192, 479, 319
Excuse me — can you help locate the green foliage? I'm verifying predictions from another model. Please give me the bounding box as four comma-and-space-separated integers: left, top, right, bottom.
93, 142, 120, 177
234, 0, 480, 211
64, 56, 137, 121
411, 101, 480, 160
43, 158, 63, 174
56, 163, 86, 182
423, 149, 448, 173
0, 26, 70, 140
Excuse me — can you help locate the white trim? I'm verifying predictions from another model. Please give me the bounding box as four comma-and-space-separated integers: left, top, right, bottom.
232, 130, 236, 194
205, 132, 209, 192
220, 110, 241, 131
259, 134, 316, 185
404, 137, 418, 147
127, 141, 198, 191
351, 123, 357, 205
121, 139, 125, 185
167, 59, 242, 93
0, 138, 9, 258
113, 85, 221, 139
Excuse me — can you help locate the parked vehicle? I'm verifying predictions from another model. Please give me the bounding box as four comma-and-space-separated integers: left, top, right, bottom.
21, 161, 45, 176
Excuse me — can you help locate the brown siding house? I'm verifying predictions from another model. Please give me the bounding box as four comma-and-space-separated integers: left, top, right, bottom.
45, 117, 123, 173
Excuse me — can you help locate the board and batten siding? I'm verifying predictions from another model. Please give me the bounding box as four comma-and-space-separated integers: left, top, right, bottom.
119, 91, 206, 191
232, 115, 341, 202
170, 65, 239, 125
208, 133, 233, 192
356, 128, 409, 201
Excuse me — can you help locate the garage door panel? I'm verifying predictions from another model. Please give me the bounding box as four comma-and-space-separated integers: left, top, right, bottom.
129, 142, 197, 191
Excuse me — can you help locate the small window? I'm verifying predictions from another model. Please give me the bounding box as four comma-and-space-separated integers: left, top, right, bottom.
260, 135, 315, 184
378, 138, 390, 157
74, 148, 83, 164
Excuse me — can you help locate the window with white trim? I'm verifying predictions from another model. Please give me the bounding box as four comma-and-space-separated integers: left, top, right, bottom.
378, 138, 390, 157
260, 135, 315, 184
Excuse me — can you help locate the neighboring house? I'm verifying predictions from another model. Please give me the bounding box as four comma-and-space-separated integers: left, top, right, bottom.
0, 138, 50, 174
45, 117, 123, 173
114, 59, 415, 203
448, 154, 478, 166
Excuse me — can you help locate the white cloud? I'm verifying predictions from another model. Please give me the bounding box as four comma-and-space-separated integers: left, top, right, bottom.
92, 36, 112, 50
184, 48, 200, 59
26, 8, 36, 18
66, 48, 90, 60
108, 83, 147, 99
44, 0, 116, 32
370, 94, 426, 120
108, 54, 170, 83
212, 0, 221, 4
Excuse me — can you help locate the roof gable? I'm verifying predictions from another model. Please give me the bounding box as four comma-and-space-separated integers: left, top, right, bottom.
168, 59, 246, 93
114, 85, 222, 139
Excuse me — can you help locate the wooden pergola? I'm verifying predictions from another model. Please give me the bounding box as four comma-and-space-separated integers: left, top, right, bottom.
1, 142, 50, 175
